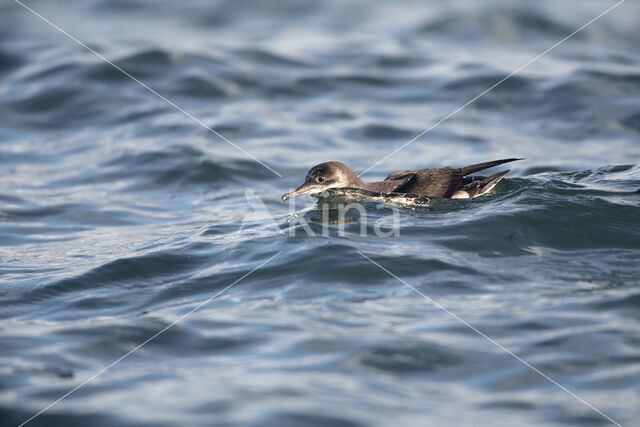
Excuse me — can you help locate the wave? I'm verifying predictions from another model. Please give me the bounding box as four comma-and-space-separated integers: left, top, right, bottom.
54, 145, 279, 190
418, 9, 580, 41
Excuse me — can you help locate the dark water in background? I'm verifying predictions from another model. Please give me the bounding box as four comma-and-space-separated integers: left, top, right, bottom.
1, 0, 640, 425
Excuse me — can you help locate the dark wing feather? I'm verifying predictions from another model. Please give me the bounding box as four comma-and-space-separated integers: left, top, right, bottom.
392, 167, 464, 198
379, 170, 418, 190
380, 158, 521, 198
461, 170, 509, 198
461, 158, 523, 176
385, 170, 418, 181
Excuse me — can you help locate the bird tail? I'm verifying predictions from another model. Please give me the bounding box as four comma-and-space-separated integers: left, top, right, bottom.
463, 170, 510, 198
461, 158, 523, 176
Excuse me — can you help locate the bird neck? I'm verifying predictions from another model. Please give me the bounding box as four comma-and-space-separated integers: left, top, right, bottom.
341, 169, 366, 188
341, 168, 397, 192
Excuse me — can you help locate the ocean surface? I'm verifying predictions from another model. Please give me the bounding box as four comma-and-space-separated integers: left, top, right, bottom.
1, 0, 639, 425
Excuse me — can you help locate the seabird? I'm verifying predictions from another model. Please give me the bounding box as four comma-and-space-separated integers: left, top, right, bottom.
281, 158, 522, 202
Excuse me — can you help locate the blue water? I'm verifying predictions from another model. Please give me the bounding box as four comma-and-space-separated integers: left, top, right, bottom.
1, 0, 640, 425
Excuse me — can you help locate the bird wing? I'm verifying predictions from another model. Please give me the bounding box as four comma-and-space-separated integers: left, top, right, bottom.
460, 158, 522, 176
383, 159, 521, 197
392, 167, 464, 198
384, 170, 418, 181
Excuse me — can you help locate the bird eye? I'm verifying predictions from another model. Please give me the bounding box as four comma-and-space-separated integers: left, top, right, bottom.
316, 176, 325, 183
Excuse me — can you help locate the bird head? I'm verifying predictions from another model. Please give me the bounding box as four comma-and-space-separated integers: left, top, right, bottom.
281, 161, 362, 202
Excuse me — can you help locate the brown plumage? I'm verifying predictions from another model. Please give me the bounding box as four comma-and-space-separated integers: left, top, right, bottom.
281, 158, 522, 202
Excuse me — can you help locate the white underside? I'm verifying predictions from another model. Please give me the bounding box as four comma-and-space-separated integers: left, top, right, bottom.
451, 180, 500, 199
451, 190, 470, 199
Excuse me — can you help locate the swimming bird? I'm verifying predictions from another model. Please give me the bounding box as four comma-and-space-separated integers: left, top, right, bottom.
281, 158, 522, 202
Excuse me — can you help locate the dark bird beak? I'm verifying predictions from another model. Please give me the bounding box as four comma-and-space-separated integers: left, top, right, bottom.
281, 183, 323, 203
